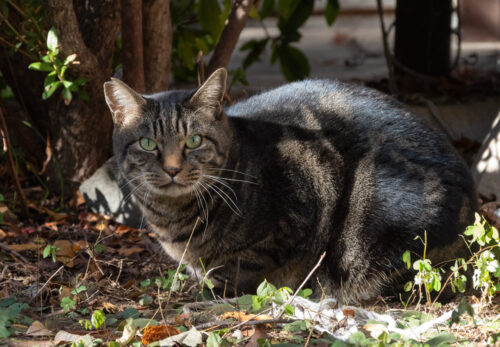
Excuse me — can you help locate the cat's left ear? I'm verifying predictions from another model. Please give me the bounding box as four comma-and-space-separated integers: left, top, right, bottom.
188, 68, 227, 114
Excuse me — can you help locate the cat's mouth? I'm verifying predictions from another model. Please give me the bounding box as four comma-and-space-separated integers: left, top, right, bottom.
159, 181, 186, 188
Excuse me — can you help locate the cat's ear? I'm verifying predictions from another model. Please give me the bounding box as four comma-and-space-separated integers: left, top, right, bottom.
189, 68, 227, 112
103, 78, 146, 128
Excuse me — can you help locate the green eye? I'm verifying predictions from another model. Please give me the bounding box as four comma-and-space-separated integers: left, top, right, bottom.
186, 135, 202, 149
140, 137, 157, 151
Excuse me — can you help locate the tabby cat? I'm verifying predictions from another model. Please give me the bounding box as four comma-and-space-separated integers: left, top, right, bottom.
104, 68, 475, 301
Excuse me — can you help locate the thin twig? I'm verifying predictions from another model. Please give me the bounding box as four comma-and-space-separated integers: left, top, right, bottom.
0, 103, 29, 215
195, 318, 295, 330
32, 264, 65, 300
277, 251, 327, 319
376, 0, 397, 95
0, 242, 29, 263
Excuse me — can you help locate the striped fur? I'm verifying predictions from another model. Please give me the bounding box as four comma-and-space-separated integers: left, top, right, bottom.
104, 69, 476, 301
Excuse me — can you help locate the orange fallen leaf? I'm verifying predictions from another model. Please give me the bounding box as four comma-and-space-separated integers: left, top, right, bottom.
142, 325, 181, 345
50, 240, 75, 268
342, 308, 355, 318
115, 225, 132, 235
73, 240, 89, 252
70, 190, 86, 208
0, 228, 6, 240
118, 246, 144, 257
220, 311, 273, 322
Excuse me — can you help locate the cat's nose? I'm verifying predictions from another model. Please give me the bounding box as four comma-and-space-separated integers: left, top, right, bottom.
164, 166, 181, 177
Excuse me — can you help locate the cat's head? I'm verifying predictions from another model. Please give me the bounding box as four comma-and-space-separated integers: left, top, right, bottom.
104, 68, 233, 198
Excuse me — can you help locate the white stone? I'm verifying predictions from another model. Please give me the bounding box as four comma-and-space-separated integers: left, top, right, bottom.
473, 110, 500, 198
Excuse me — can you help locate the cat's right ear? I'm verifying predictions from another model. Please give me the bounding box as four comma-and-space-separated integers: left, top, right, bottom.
103, 78, 146, 128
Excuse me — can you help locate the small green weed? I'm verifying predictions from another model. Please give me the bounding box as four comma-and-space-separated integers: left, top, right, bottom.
42, 243, 60, 262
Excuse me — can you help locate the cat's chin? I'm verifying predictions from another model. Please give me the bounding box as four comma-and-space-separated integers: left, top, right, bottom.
154, 182, 194, 198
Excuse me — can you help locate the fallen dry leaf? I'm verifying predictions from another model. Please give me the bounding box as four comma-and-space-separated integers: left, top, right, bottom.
115, 224, 132, 235
0, 228, 6, 240
54, 330, 93, 346
70, 189, 86, 208
363, 323, 388, 339
220, 311, 273, 322
26, 320, 54, 337
118, 246, 144, 257
53, 240, 75, 268
342, 308, 355, 318
8, 242, 42, 252
142, 325, 181, 345
102, 301, 118, 313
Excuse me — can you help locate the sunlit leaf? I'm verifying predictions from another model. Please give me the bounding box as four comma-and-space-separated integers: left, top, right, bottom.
46, 27, 58, 51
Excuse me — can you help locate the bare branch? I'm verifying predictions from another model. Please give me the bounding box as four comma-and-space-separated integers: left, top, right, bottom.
206, 0, 252, 76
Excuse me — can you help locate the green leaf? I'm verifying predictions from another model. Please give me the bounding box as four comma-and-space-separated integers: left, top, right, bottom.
117, 307, 140, 319
259, 0, 275, 19
402, 250, 411, 269
277, 0, 300, 19
43, 245, 51, 258
28, 62, 53, 72
177, 40, 195, 70
64, 54, 77, 65
61, 87, 72, 101
242, 39, 268, 69
325, 0, 340, 26
404, 281, 413, 292
61, 296, 76, 312
138, 294, 153, 306
424, 332, 456, 346
198, 0, 224, 39
277, 45, 310, 81
278, 0, 313, 38
91, 310, 106, 329
72, 285, 87, 295
206, 332, 222, 347
297, 288, 312, 298
42, 81, 61, 100
47, 27, 59, 52
284, 304, 295, 315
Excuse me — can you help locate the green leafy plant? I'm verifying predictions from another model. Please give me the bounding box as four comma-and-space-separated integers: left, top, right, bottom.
239, 0, 339, 83
28, 27, 87, 104
42, 243, 60, 262
402, 214, 500, 308
154, 265, 189, 292
60, 285, 87, 313
79, 310, 106, 330
402, 231, 443, 306
251, 279, 295, 315
0, 297, 32, 338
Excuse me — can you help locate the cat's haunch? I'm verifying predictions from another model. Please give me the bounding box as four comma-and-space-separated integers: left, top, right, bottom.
104, 68, 476, 301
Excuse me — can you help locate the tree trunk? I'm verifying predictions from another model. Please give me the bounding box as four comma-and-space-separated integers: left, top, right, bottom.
122, 0, 145, 92
394, 0, 452, 77
143, 0, 172, 92
40, 0, 120, 197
